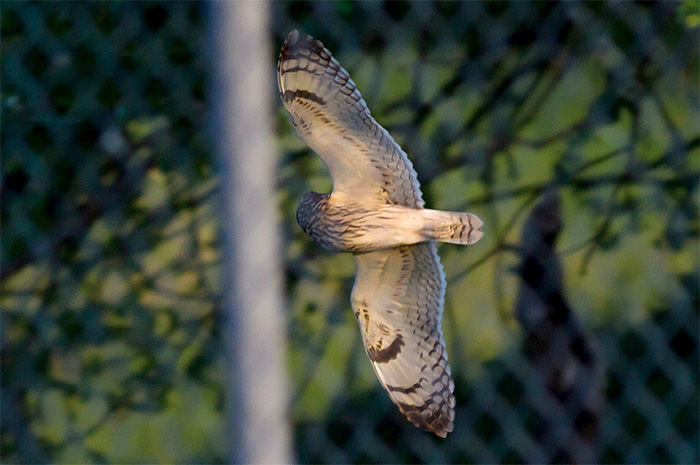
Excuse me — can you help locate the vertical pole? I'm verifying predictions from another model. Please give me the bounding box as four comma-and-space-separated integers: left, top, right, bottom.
209, 2, 292, 463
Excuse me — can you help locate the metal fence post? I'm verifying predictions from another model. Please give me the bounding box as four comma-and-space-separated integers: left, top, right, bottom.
210, 2, 292, 463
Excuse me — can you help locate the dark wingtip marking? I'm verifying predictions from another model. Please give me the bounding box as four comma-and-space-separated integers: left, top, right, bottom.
283, 89, 326, 105
397, 401, 454, 438
368, 334, 404, 363
278, 30, 335, 102
279, 30, 310, 77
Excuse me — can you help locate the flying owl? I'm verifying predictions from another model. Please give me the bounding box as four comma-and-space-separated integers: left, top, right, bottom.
278, 30, 484, 437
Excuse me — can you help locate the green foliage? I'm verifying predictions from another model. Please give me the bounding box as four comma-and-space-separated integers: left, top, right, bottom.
678, 0, 700, 28
275, 1, 699, 463
1, 3, 224, 463
1, 1, 698, 464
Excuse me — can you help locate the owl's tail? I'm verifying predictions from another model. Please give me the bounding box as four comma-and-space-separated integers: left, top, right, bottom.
421, 209, 484, 245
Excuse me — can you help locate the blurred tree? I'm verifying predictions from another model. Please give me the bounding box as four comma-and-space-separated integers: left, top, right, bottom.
514, 190, 605, 463
1, 1, 698, 464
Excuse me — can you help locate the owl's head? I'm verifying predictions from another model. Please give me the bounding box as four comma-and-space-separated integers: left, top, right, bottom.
296, 191, 329, 236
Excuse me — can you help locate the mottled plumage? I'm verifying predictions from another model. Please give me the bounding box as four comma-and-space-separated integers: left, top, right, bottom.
278, 30, 483, 437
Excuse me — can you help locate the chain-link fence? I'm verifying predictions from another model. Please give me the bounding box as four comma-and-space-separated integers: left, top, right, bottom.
2, 1, 698, 463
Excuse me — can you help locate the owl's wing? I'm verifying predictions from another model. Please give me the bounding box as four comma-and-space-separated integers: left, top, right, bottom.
278, 30, 424, 208
351, 243, 455, 437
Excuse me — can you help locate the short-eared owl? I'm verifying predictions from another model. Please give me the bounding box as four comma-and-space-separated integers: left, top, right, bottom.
278, 30, 483, 437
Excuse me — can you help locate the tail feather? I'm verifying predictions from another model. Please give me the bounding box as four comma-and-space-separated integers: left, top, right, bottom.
422, 210, 484, 245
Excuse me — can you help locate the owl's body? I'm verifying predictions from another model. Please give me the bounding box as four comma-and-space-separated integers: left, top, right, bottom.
278, 30, 483, 437
297, 191, 483, 253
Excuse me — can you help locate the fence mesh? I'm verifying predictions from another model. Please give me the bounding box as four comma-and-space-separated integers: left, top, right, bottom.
2, 1, 698, 463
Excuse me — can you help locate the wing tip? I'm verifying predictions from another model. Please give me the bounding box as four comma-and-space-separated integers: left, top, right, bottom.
286, 29, 301, 47
278, 30, 303, 94
398, 398, 456, 438
418, 414, 455, 438
282, 29, 316, 54
433, 427, 450, 439
426, 416, 455, 438
278, 30, 332, 99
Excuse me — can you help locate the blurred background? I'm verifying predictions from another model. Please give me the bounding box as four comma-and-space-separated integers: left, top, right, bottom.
1, 1, 698, 463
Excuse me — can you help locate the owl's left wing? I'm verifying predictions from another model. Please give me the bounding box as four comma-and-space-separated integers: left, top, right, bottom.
351, 243, 456, 437
278, 30, 424, 208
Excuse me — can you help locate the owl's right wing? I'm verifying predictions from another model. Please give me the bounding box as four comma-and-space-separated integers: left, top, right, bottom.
351, 243, 455, 437
278, 30, 424, 208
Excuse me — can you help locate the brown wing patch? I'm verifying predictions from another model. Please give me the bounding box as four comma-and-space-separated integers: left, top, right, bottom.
282, 89, 326, 105
351, 244, 455, 437
367, 334, 405, 363
387, 381, 423, 394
